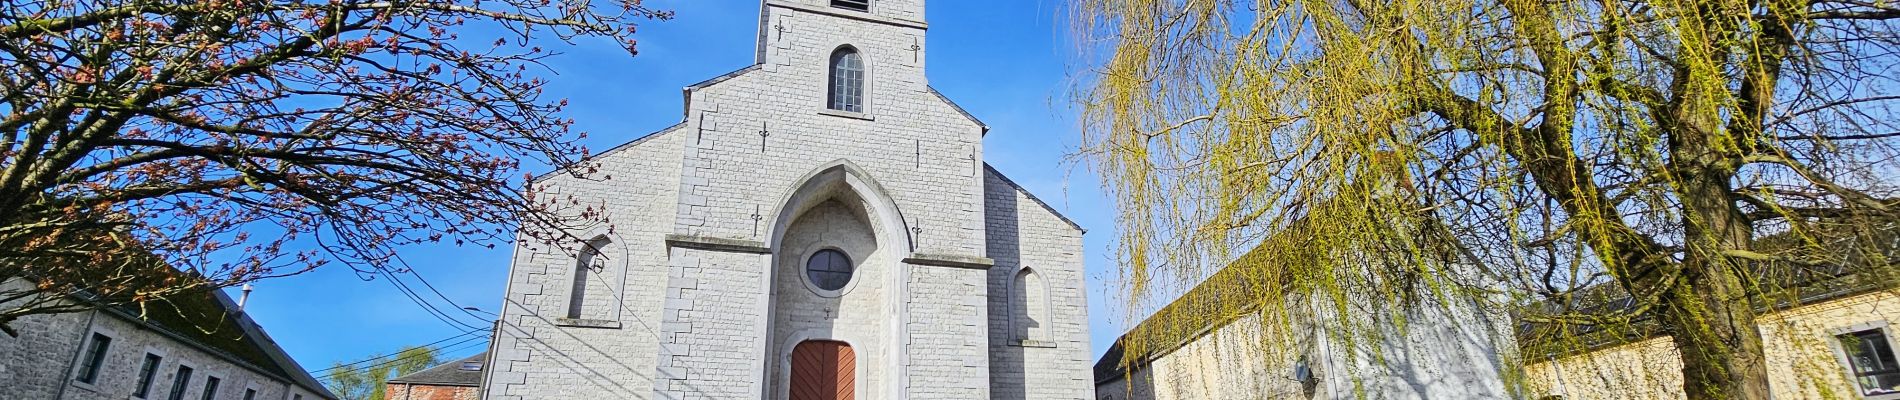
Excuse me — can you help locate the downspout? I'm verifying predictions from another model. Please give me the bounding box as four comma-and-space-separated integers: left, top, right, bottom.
54, 309, 102, 400
478, 319, 499, 400
1309, 297, 1338, 400
1550, 355, 1568, 397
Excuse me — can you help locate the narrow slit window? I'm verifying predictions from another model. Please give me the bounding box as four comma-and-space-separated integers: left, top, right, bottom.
167, 366, 194, 400
831, 0, 869, 12
135, 353, 163, 398
75, 333, 111, 384
828, 47, 865, 113
201, 376, 221, 400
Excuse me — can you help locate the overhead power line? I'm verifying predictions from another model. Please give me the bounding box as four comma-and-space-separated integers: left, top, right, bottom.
313, 329, 483, 374
316, 334, 487, 377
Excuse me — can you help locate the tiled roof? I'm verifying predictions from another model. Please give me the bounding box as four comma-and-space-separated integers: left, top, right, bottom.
388, 353, 487, 387
1515, 223, 1899, 358
1093, 238, 1292, 384
105, 285, 338, 399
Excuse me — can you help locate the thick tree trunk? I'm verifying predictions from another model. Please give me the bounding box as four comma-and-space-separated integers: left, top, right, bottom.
1658, 262, 1772, 399
1662, 162, 1773, 399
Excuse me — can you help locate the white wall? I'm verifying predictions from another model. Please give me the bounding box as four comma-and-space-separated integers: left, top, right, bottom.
766, 198, 892, 399
487, 1, 1095, 399
1097, 289, 1517, 400
484, 128, 686, 399
986, 169, 1094, 400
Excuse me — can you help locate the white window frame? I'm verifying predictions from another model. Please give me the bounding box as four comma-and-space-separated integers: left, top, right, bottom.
1831, 321, 1900, 400
822, 45, 873, 118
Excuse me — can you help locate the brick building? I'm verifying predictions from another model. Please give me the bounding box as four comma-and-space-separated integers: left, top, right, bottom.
386, 353, 483, 400
481, 1, 1094, 399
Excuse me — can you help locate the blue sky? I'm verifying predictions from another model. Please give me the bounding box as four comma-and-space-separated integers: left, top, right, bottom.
234, 0, 1140, 375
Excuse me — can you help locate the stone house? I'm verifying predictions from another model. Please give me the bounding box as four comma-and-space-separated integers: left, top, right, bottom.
385, 353, 484, 400
481, 1, 1094, 399
0, 280, 336, 400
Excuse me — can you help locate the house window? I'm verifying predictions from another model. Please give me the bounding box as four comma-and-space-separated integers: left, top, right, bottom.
831, 0, 869, 12
568, 237, 609, 319
200, 377, 222, 398
1843, 329, 1900, 396
167, 365, 194, 400
75, 333, 112, 384
201, 376, 221, 400
243, 389, 257, 400
827, 47, 865, 113
135, 353, 163, 398
806, 249, 854, 291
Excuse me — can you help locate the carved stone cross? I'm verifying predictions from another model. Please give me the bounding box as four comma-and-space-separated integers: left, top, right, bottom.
751, 205, 764, 237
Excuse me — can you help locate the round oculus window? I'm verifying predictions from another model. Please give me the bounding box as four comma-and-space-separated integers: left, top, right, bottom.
806, 249, 854, 291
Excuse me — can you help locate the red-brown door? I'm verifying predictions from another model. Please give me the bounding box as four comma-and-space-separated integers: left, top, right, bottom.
789, 340, 856, 400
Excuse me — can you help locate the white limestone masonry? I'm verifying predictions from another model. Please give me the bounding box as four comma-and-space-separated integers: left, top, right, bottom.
483, 1, 1093, 399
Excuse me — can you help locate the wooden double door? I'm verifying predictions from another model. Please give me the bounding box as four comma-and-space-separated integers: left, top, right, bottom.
788, 340, 856, 400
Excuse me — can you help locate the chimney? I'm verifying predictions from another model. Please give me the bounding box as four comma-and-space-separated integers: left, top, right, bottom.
237, 283, 255, 311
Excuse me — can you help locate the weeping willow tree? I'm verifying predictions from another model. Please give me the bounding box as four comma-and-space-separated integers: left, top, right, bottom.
1075, 0, 1900, 398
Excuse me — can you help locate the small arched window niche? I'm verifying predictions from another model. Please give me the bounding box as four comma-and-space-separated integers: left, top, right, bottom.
827, 46, 866, 114
1010, 267, 1055, 347
558, 236, 622, 329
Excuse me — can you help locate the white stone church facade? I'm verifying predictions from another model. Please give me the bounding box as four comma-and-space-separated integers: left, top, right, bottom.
481, 1, 1095, 399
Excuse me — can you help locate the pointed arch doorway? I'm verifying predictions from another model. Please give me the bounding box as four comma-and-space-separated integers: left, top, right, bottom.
789, 340, 856, 400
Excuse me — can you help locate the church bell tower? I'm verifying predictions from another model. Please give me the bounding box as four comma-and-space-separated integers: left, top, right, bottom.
755, 0, 930, 76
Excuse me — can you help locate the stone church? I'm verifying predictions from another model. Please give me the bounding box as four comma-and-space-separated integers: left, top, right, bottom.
481, 1, 1095, 399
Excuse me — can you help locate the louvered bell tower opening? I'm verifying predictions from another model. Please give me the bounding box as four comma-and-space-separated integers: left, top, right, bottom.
830, 0, 869, 12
